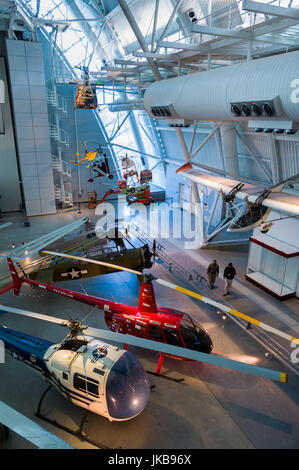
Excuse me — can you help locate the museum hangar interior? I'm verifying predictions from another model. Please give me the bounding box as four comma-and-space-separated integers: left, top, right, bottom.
0, 0, 299, 450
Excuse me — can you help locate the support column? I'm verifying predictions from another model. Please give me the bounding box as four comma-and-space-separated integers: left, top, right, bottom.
118, 0, 162, 82
176, 128, 205, 246
176, 128, 201, 204
220, 122, 239, 177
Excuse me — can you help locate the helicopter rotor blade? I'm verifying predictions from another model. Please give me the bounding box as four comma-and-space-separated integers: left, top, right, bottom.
154, 278, 299, 345
0, 305, 68, 327
84, 326, 287, 383
0, 305, 287, 384
42, 251, 299, 346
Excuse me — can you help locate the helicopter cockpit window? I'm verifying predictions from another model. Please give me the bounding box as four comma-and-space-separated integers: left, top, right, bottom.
106, 351, 150, 420
180, 325, 200, 350
163, 328, 182, 347
149, 324, 164, 341
74, 373, 99, 397
180, 314, 211, 352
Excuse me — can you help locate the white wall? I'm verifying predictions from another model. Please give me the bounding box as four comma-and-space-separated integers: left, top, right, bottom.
6, 40, 56, 216
251, 210, 299, 296
0, 57, 22, 212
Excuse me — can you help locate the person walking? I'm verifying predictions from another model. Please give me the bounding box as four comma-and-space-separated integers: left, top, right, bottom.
207, 259, 219, 289
223, 262, 236, 296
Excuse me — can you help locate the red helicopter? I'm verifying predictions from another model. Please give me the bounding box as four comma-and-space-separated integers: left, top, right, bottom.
1, 256, 212, 375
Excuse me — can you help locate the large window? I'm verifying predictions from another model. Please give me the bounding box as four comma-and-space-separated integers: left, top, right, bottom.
22, 0, 166, 187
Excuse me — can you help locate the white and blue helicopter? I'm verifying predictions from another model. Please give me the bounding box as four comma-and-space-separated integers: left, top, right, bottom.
0, 308, 151, 422
0, 258, 289, 423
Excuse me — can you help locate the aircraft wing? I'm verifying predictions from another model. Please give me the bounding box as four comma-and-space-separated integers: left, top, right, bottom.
177, 163, 299, 216
262, 192, 299, 215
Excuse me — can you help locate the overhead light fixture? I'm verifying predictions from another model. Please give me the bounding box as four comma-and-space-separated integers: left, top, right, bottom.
241, 104, 250, 117
222, 314, 228, 320
231, 104, 240, 117
250, 103, 260, 117
261, 103, 273, 117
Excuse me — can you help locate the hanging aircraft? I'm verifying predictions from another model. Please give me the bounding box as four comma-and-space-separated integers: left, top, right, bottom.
121, 156, 139, 184
71, 66, 98, 109
1, 255, 295, 378
72, 141, 98, 166
87, 157, 115, 182
93, 154, 151, 204
87, 153, 134, 183
176, 162, 299, 232
72, 142, 112, 173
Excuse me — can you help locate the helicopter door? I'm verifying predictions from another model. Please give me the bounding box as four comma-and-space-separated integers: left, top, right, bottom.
163, 327, 183, 347
149, 323, 164, 342
50, 357, 72, 386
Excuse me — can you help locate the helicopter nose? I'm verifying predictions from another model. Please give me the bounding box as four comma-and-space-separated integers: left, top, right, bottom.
198, 330, 213, 354
105, 351, 150, 421
203, 336, 213, 354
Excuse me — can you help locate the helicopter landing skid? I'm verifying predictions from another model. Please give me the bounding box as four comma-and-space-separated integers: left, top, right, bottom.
146, 370, 185, 384
35, 385, 116, 449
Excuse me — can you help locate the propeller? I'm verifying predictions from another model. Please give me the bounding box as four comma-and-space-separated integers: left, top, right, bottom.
42, 250, 299, 346
0, 305, 287, 383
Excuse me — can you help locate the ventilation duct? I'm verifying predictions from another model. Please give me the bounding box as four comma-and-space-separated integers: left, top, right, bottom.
144, 51, 299, 124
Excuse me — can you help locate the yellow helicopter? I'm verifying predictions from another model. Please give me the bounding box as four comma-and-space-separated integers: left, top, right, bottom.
72, 141, 101, 166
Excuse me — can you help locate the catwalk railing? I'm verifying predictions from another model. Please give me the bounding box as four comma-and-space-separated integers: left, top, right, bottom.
129, 222, 299, 377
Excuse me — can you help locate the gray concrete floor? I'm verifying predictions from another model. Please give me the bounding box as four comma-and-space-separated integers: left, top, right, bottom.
0, 208, 299, 449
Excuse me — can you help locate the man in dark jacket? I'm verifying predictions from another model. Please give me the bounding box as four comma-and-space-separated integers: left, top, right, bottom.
207, 259, 219, 289
223, 262, 236, 296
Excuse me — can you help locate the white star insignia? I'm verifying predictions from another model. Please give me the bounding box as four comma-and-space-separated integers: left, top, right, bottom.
69, 268, 80, 279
